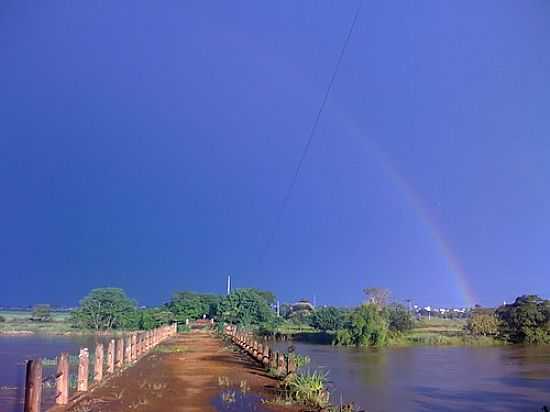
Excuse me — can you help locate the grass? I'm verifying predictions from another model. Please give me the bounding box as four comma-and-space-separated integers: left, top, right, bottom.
276, 322, 318, 335
153, 344, 189, 353
389, 318, 502, 347
0, 310, 141, 336
0, 310, 71, 322
0, 310, 75, 334
287, 371, 330, 408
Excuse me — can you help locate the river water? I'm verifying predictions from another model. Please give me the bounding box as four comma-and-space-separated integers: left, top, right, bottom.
273, 342, 550, 412
0, 335, 111, 412
2, 336, 550, 412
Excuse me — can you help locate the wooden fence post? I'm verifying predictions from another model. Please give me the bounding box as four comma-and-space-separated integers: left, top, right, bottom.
262, 344, 270, 367
276, 352, 286, 376
131, 334, 137, 361
56, 352, 69, 405
287, 354, 297, 375
256, 343, 264, 362
125, 336, 132, 365
24, 359, 42, 412
94, 343, 104, 383
269, 349, 277, 370
116, 338, 124, 369
107, 339, 115, 373
78, 348, 89, 392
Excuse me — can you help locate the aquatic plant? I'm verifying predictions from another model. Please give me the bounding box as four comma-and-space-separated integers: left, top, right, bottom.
217, 376, 231, 387
239, 379, 250, 394
286, 370, 330, 408
289, 353, 310, 369
221, 390, 236, 403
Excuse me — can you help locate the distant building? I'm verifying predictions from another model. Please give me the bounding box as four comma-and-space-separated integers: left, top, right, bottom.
291, 299, 315, 312
287, 299, 315, 323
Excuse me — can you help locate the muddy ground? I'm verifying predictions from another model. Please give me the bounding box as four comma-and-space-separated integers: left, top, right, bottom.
51, 331, 300, 412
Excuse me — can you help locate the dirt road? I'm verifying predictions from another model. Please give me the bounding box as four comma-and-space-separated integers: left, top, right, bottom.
52, 331, 295, 412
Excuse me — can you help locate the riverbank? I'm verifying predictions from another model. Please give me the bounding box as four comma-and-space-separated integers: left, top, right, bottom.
0, 310, 140, 337
52, 331, 299, 412
273, 318, 503, 347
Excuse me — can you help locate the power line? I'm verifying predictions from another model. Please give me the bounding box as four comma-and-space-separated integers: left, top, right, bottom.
259, 1, 363, 265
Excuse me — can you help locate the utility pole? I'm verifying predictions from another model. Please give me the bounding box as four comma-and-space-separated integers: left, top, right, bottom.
276, 300, 280, 317
226, 274, 231, 295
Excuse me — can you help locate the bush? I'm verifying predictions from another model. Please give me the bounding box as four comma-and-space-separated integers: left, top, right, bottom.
496, 295, 550, 343
334, 304, 388, 346
310, 307, 346, 331
286, 371, 330, 409
31, 304, 52, 322
217, 288, 275, 327
167, 292, 221, 322
386, 304, 414, 333
465, 312, 499, 337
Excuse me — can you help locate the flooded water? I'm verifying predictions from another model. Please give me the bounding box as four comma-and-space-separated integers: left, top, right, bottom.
273, 342, 550, 412
212, 390, 271, 412
0, 335, 111, 412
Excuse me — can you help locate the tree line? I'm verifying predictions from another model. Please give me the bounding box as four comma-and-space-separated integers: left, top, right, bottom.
69, 287, 277, 332
66, 287, 550, 346
467, 295, 550, 344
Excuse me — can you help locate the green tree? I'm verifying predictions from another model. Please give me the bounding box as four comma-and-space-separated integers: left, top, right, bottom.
139, 308, 174, 330
167, 292, 221, 322
385, 304, 414, 333
31, 304, 52, 322
363, 288, 390, 308
70, 288, 137, 331
496, 295, 550, 343
335, 304, 388, 346
0, 315, 5, 323
287, 300, 315, 325
466, 311, 499, 337
310, 307, 346, 331
217, 288, 275, 327
249, 289, 276, 306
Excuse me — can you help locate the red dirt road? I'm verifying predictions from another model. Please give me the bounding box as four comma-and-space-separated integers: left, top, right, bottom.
54, 331, 298, 412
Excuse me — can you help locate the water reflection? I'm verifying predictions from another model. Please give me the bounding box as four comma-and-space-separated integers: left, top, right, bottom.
272, 342, 550, 412
0, 335, 112, 412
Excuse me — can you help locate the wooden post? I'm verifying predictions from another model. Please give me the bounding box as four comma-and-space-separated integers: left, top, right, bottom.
262, 344, 270, 367
94, 343, 104, 383
269, 349, 277, 369
78, 348, 89, 392
287, 354, 297, 375
24, 359, 42, 412
125, 336, 132, 364
131, 334, 137, 361
56, 352, 69, 405
107, 339, 115, 373
276, 352, 286, 376
256, 343, 264, 362
116, 338, 124, 369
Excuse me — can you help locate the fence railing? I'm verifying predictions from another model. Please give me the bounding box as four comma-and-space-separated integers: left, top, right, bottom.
23, 323, 177, 412
224, 325, 296, 377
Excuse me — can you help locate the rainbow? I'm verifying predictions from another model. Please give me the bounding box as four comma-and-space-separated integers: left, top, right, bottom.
347, 124, 477, 307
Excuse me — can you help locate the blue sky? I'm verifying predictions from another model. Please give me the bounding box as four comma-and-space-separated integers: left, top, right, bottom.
1, 1, 549, 308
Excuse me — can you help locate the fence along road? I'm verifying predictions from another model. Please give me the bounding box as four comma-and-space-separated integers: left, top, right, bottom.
23, 324, 177, 412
